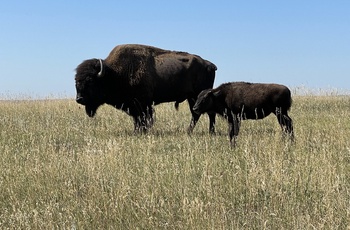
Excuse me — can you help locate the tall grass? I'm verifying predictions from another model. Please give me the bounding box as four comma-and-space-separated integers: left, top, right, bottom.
0, 95, 349, 229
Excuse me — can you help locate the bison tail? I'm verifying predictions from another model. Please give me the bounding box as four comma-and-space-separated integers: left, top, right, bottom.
175, 102, 179, 111
289, 97, 293, 110
286, 94, 293, 111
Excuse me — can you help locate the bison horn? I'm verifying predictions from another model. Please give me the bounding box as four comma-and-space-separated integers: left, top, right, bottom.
97, 59, 104, 77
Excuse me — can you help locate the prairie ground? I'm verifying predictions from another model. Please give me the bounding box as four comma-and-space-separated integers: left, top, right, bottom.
0, 95, 349, 229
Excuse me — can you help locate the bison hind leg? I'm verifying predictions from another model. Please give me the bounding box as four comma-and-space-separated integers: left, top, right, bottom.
175, 102, 180, 111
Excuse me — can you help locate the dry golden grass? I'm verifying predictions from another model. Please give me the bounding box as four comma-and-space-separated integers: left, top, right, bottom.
0, 95, 349, 229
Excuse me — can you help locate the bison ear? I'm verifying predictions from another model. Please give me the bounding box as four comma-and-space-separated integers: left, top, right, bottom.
97, 59, 104, 77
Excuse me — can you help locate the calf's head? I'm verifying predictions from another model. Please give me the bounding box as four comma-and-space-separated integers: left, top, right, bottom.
75, 58, 105, 117
193, 89, 216, 114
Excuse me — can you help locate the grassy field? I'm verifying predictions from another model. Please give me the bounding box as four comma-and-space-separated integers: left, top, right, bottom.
0, 95, 349, 229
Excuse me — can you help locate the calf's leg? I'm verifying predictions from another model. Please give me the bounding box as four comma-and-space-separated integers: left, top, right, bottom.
228, 113, 240, 147
187, 111, 201, 134
208, 112, 216, 134
187, 98, 201, 134
275, 108, 294, 140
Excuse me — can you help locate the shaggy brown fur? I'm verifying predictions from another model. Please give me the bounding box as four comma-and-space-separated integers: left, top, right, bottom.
75, 44, 217, 133
193, 82, 294, 147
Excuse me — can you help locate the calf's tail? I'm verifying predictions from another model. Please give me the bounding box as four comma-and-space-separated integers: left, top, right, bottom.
287, 96, 293, 110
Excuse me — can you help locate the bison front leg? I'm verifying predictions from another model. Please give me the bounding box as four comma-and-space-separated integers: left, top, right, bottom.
145, 105, 154, 128
133, 113, 153, 133
130, 101, 154, 133
133, 116, 147, 133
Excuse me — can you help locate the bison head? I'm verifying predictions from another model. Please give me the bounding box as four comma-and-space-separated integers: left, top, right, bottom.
75, 58, 106, 117
193, 89, 217, 114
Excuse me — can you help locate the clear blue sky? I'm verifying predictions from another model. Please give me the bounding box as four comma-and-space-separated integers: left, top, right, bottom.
1, 1, 349, 97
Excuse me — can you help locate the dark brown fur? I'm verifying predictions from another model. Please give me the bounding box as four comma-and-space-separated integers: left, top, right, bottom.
193, 82, 294, 147
75, 44, 217, 133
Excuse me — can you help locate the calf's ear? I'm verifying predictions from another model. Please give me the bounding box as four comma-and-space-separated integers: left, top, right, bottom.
212, 90, 221, 97
204, 89, 215, 98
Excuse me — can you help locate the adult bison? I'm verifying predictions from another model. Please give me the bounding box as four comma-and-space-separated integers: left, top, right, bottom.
193, 82, 294, 147
75, 44, 217, 133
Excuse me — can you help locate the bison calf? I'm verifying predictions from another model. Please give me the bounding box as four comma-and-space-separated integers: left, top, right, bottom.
193, 82, 294, 147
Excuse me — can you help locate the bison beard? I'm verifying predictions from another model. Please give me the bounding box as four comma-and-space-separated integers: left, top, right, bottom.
85, 104, 97, 118
74, 44, 217, 133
